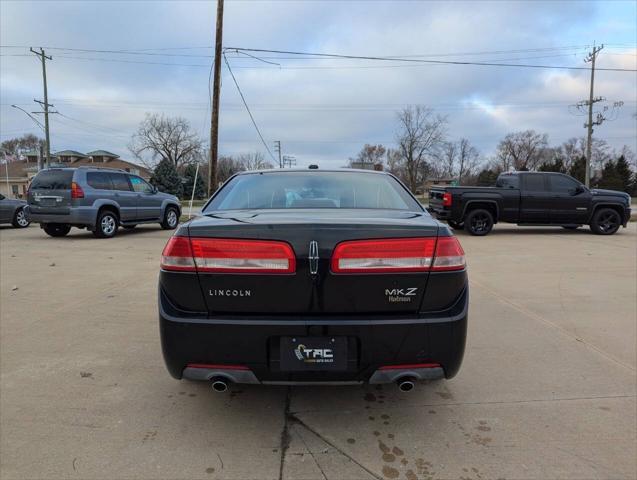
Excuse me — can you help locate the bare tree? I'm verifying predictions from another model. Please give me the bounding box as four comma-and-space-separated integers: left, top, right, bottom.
348, 144, 387, 168
385, 148, 405, 179
496, 130, 549, 171
456, 138, 481, 184
129, 113, 203, 168
435, 141, 458, 178
432, 138, 480, 184
395, 106, 447, 192
216, 155, 246, 183
1, 134, 45, 158
237, 152, 273, 171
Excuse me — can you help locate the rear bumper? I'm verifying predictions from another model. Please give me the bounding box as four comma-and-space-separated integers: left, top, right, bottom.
428, 206, 451, 220
26, 205, 96, 227
158, 286, 468, 385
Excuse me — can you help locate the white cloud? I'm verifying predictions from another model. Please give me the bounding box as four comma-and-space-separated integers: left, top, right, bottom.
1, 0, 635, 167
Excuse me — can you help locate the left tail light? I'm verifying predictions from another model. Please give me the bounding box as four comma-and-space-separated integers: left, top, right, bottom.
161, 236, 196, 271
331, 236, 466, 273
442, 192, 452, 207
71, 182, 84, 199
161, 237, 296, 274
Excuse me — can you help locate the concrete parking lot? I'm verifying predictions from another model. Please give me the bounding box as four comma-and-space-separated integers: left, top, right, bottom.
1, 222, 635, 480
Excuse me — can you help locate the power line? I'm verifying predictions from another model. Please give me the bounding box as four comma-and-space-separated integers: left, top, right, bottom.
222, 52, 277, 163
225, 47, 637, 72
0, 44, 595, 57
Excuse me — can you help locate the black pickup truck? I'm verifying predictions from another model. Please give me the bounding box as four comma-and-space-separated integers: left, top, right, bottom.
429, 171, 631, 236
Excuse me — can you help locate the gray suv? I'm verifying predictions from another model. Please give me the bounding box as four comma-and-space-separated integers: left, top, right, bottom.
27, 167, 181, 238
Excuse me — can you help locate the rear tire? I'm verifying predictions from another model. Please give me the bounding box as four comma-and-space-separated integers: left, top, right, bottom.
464, 209, 494, 236
161, 206, 179, 230
447, 220, 464, 230
43, 223, 71, 237
590, 208, 621, 235
93, 210, 119, 238
12, 208, 30, 228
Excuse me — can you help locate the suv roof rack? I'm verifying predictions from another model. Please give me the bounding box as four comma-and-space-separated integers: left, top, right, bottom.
76, 165, 127, 172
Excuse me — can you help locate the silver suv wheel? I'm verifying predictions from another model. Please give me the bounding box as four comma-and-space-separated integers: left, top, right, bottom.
15, 209, 29, 227
167, 209, 178, 228
101, 214, 116, 235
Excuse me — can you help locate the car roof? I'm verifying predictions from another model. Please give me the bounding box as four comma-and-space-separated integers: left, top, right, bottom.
236, 168, 388, 176
39, 166, 127, 173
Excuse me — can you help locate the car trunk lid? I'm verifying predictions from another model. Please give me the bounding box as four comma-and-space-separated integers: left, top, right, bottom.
185, 209, 440, 316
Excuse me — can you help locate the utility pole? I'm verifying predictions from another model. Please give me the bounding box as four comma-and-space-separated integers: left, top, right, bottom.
283, 155, 296, 168
583, 43, 604, 188
274, 141, 282, 168
208, 0, 224, 196
30, 48, 53, 168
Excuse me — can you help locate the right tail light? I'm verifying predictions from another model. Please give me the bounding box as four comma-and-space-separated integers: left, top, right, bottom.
331, 236, 465, 273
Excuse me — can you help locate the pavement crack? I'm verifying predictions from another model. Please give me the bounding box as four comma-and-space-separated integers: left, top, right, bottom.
278, 386, 292, 480
294, 425, 328, 480
290, 413, 383, 480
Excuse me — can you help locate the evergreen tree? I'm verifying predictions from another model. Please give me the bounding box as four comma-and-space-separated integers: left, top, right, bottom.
614, 155, 635, 194
182, 163, 206, 199
569, 156, 587, 183
538, 158, 566, 173
598, 160, 623, 191
476, 169, 498, 186
150, 158, 183, 197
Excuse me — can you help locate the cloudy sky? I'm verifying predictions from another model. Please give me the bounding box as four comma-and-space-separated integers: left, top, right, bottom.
1, 0, 636, 168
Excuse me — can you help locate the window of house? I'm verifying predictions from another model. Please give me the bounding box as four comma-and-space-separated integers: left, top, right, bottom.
12, 185, 19, 195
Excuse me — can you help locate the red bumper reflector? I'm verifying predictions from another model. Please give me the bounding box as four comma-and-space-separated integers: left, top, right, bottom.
378, 363, 441, 370
186, 364, 250, 371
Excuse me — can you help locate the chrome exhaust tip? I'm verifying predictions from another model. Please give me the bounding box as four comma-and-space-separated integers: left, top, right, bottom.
211, 377, 229, 392
397, 377, 416, 392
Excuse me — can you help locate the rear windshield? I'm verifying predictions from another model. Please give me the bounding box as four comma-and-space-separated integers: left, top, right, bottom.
30, 170, 74, 190
205, 171, 421, 211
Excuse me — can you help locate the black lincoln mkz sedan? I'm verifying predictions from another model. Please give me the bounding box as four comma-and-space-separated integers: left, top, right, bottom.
159, 168, 468, 391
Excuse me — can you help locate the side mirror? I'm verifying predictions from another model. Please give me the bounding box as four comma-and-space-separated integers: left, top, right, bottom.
574, 185, 585, 195
151, 185, 158, 194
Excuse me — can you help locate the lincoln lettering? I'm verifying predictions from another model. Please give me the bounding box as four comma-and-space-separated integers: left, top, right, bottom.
209, 289, 252, 297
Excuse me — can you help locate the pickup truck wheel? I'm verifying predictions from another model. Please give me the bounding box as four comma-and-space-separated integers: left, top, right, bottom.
447, 220, 464, 230
465, 209, 494, 236
93, 211, 119, 238
43, 223, 71, 237
12, 208, 30, 228
590, 208, 621, 235
161, 206, 179, 230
